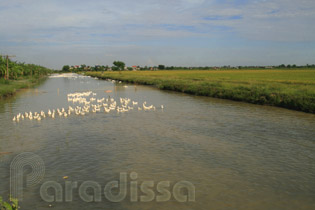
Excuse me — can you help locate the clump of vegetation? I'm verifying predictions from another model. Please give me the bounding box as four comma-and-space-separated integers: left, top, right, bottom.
0, 196, 19, 210
85, 69, 315, 113
112, 61, 125, 71
0, 56, 52, 98
0, 56, 51, 80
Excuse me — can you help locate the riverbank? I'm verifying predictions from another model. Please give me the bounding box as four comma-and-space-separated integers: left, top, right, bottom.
85, 70, 315, 113
0, 76, 47, 99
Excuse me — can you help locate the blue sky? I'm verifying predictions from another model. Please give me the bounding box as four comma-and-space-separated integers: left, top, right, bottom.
0, 0, 315, 69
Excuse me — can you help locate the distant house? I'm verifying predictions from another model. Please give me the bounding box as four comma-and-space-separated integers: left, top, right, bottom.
132, 66, 140, 71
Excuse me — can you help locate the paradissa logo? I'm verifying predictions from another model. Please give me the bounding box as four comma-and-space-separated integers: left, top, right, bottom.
10, 153, 195, 203
40, 172, 195, 203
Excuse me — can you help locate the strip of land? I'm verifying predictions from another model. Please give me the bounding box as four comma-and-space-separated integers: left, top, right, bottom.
85, 69, 315, 113
0, 77, 46, 99
0, 56, 51, 99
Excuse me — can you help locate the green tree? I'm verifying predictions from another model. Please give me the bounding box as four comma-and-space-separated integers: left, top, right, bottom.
62, 65, 70, 72
0, 57, 5, 78
80, 64, 86, 71
113, 61, 125, 71
0, 56, 51, 79
158, 65, 165, 70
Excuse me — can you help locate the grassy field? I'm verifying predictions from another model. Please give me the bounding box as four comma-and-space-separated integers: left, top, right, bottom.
0, 77, 46, 99
85, 69, 315, 113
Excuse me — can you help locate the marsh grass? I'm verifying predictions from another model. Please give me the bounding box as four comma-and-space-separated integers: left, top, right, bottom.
86, 69, 315, 113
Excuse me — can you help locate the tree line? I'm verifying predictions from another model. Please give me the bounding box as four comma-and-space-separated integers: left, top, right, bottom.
62, 61, 315, 72
0, 56, 51, 80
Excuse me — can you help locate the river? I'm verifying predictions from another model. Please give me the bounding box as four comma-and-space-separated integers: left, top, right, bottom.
0, 73, 315, 210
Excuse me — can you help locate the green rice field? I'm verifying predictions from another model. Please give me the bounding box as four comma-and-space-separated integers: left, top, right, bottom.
85, 69, 315, 113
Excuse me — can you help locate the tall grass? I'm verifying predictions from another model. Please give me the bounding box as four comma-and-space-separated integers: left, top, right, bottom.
85, 69, 315, 113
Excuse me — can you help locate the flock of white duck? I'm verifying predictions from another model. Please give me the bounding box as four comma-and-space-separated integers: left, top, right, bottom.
12, 91, 164, 123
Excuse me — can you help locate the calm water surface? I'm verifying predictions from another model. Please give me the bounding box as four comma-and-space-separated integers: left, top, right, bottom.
0, 73, 315, 210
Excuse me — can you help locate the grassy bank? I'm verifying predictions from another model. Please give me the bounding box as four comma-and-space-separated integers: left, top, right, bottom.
0, 76, 47, 99
85, 69, 315, 113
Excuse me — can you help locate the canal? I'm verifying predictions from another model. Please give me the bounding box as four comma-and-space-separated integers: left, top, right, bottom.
0, 73, 315, 210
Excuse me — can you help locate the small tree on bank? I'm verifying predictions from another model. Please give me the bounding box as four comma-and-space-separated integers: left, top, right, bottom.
113, 61, 125, 71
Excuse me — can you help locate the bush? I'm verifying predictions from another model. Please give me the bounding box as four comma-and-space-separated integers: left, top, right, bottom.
0, 196, 19, 210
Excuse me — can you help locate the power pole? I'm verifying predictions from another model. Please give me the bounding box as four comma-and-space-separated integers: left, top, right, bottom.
2, 55, 16, 80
